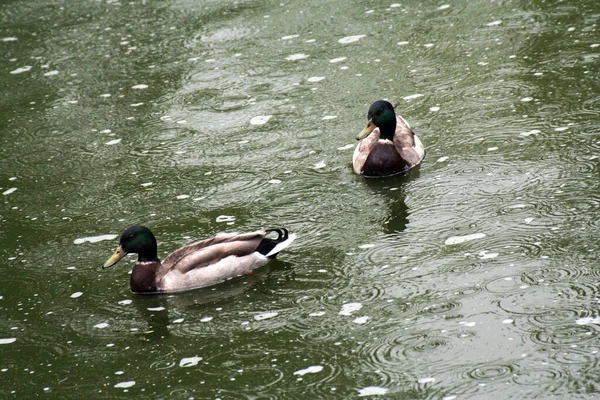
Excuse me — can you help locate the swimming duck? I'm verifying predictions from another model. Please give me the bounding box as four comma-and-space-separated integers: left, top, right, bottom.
353, 100, 425, 177
103, 225, 296, 294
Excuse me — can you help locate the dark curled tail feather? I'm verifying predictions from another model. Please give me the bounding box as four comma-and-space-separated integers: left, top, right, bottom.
256, 228, 289, 258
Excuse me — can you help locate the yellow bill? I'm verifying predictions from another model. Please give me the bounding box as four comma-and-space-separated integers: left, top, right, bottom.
103, 245, 126, 269
357, 119, 376, 140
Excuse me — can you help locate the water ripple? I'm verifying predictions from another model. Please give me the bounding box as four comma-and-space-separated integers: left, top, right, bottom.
529, 324, 597, 346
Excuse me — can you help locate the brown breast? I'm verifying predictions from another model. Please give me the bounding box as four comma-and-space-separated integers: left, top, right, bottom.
362, 142, 410, 177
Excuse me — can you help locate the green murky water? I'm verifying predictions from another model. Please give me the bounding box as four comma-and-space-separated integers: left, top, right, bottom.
1, 0, 599, 398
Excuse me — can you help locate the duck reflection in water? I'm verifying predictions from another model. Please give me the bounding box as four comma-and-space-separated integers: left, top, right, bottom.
361, 170, 420, 234
127, 261, 293, 340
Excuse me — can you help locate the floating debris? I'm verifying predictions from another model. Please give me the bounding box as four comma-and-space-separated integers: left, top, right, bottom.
73, 234, 117, 244
286, 53, 309, 61
293, 365, 323, 376
444, 233, 486, 245
338, 35, 365, 44
250, 115, 272, 125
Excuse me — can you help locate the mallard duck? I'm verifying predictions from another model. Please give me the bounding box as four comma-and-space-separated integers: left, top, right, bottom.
103, 225, 296, 294
353, 100, 425, 177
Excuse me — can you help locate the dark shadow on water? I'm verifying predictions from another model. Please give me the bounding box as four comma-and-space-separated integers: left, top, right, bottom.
129, 260, 292, 339
360, 167, 421, 234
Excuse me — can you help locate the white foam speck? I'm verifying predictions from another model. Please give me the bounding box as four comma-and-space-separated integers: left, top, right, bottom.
437, 156, 449, 162
445, 233, 486, 245
329, 57, 347, 63
520, 130, 540, 137
105, 139, 121, 145
521, 97, 533, 102
503, 319, 514, 324
114, 381, 135, 388
118, 299, 132, 305
443, 396, 457, 400
44, 70, 59, 76
201, 316, 213, 322
176, 194, 190, 200
338, 35, 366, 44
358, 243, 376, 249
478, 251, 499, 259
173, 318, 184, 323
313, 161, 326, 169
180, 356, 203, 367
403, 93, 424, 100
130, 102, 144, 107
281, 34, 299, 40
216, 215, 236, 223
132, 84, 148, 89
94, 322, 109, 329
250, 115, 271, 125
309, 311, 326, 317
322, 115, 337, 120
555, 126, 569, 132
2, 37, 18, 42
430, 106, 440, 112
576, 317, 600, 325
307, 76, 325, 82
487, 147, 498, 152
353, 316, 369, 324
337, 144, 354, 150
70, 292, 83, 299
423, 43, 435, 48
10, 66, 32, 74
418, 377, 436, 384
397, 41, 409, 45
437, 4, 450, 10
524, 217, 534, 224
269, 179, 282, 184
390, 3, 401, 8
147, 307, 165, 312
73, 234, 118, 244
340, 302, 362, 316
358, 386, 388, 397
141, 182, 153, 187
286, 53, 309, 61
100, 93, 112, 98
2, 188, 17, 196
254, 311, 278, 321
487, 20, 502, 27
590, 44, 600, 48
115, 371, 124, 375
0, 338, 17, 345
460, 321, 476, 327
293, 365, 323, 376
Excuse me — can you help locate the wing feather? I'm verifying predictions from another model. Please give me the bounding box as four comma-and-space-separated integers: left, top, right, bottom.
159, 231, 266, 276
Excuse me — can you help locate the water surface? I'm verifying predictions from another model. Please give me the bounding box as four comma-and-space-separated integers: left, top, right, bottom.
1, 0, 599, 398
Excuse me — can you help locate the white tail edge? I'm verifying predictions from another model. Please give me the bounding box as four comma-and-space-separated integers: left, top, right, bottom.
266, 233, 297, 258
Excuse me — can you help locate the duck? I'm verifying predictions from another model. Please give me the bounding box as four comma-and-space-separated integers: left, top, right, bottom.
353, 100, 425, 177
103, 225, 296, 294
